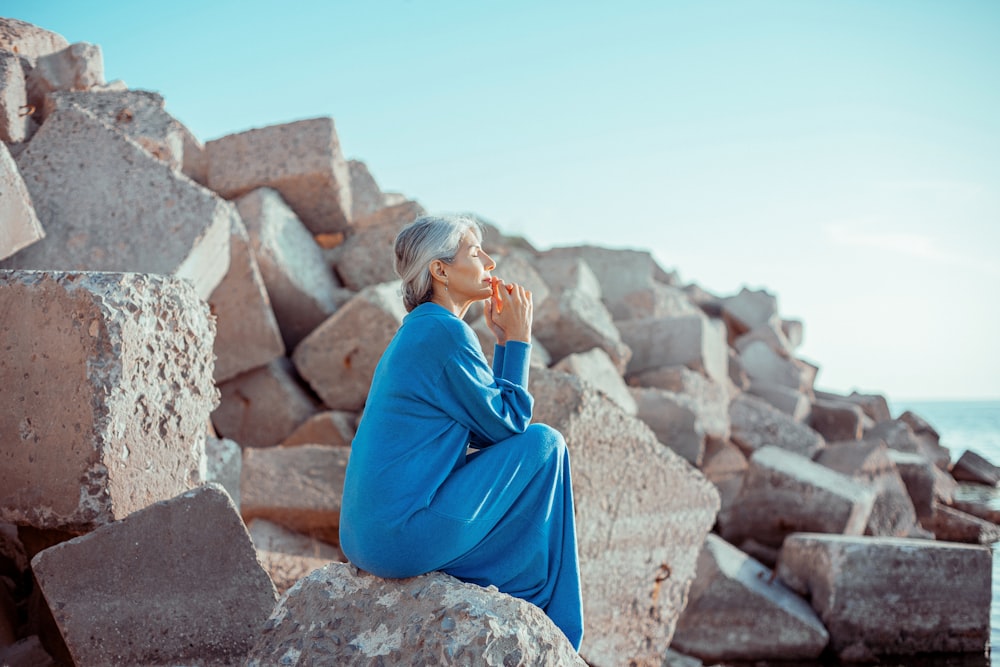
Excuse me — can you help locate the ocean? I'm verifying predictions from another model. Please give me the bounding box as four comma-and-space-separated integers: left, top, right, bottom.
890, 399, 1000, 665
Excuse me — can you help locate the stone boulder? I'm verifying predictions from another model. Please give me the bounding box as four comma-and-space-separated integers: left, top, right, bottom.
552, 347, 636, 415
0, 18, 69, 62
0, 271, 216, 531
747, 380, 812, 421
347, 158, 385, 221
240, 444, 350, 546
921, 502, 1000, 544
205, 436, 242, 509
280, 410, 357, 447
532, 252, 601, 300
697, 438, 748, 525
247, 518, 343, 595
719, 287, 779, 342
1, 106, 233, 299
331, 201, 426, 290
729, 392, 825, 458
868, 417, 951, 470
613, 283, 700, 322
533, 286, 631, 373
618, 313, 727, 386
951, 449, 1000, 486
887, 450, 943, 519
671, 534, 829, 662
293, 281, 407, 411
246, 563, 585, 666
25, 42, 104, 111
777, 533, 991, 661
719, 446, 875, 549
0, 51, 35, 145
529, 368, 719, 666
206, 117, 352, 234
808, 397, 865, 442
739, 340, 815, 392
31, 484, 277, 666
0, 142, 44, 261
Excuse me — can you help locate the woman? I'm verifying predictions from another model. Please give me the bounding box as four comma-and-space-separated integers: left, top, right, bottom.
339, 214, 584, 650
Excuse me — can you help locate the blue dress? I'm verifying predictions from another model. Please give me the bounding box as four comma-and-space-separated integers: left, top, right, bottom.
339, 302, 584, 649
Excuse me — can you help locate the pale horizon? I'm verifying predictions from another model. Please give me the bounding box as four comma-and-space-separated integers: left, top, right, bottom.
7, 1, 999, 401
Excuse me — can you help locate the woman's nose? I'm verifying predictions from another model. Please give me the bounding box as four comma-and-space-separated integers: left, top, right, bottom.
484, 252, 496, 270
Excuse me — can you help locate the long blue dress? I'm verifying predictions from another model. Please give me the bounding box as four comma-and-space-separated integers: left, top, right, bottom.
339, 302, 584, 649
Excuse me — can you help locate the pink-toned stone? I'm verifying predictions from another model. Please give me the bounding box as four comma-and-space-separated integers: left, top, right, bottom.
1, 106, 233, 299
720, 287, 779, 341
206, 436, 242, 509
740, 340, 815, 392
921, 502, 1000, 544
553, 347, 636, 415
698, 438, 748, 526
951, 449, 1000, 486
614, 283, 700, 322
0, 18, 69, 62
31, 484, 277, 666
347, 159, 384, 221
247, 518, 343, 594
867, 418, 951, 470
809, 397, 865, 442
280, 410, 357, 447
292, 281, 407, 411
531, 286, 632, 374
0, 142, 44, 261
618, 313, 727, 386
206, 117, 352, 234
213, 358, 320, 448
0, 51, 33, 144
532, 252, 601, 300
240, 444, 350, 545
330, 200, 426, 290
0, 271, 216, 531
25, 42, 103, 110
747, 380, 812, 421
539, 245, 665, 316
178, 121, 208, 185
729, 392, 825, 458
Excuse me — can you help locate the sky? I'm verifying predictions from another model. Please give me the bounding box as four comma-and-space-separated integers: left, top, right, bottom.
7, 1, 999, 401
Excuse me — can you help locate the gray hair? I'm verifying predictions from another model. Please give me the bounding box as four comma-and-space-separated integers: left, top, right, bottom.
394, 214, 484, 312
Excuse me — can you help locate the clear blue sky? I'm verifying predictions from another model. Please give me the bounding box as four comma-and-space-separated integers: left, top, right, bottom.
8, 1, 999, 401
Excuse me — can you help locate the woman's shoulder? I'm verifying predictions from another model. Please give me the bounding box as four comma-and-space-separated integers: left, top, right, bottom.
403, 303, 479, 346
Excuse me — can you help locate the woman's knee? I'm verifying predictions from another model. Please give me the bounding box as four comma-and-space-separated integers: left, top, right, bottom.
525, 423, 566, 460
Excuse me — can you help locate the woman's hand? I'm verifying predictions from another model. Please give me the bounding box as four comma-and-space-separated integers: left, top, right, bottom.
485, 278, 532, 345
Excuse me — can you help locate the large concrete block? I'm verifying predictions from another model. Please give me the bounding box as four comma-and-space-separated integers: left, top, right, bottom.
331, 200, 426, 291
293, 281, 407, 411
698, 438, 748, 524
0, 51, 34, 144
247, 518, 343, 595
0, 142, 44, 261
246, 563, 586, 666
534, 287, 631, 374
347, 158, 384, 222
280, 410, 357, 447
777, 533, 991, 660
729, 392, 825, 458
41, 89, 184, 168
0, 18, 69, 62
213, 358, 320, 448
921, 502, 1000, 544
739, 340, 815, 392
672, 534, 828, 662
240, 444, 350, 546
747, 380, 812, 421
809, 397, 865, 442
720, 446, 875, 548
0, 271, 217, 531
205, 117, 352, 234
540, 245, 664, 307
206, 436, 242, 509
720, 287, 779, 341
31, 484, 277, 666
208, 214, 285, 383
614, 282, 700, 322
532, 252, 602, 300
618, 313, 727, 386
236, 187, 344, 348
868, 418, 951, 470
1, 106, 232, 299
951, 449, 1000, 486
25, 42, 103, 111
552, 347, 636, 415
530, 368, 719, 666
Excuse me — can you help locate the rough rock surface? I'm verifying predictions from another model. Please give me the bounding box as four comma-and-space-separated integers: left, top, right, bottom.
0, 51, 34, 144
533, 287, 631, 374
31, 484, 277, 666
332, 201, 426, 290
0, 141, 44, 260
248, 518, 343, 595
0, 271, 216, 531
246, 563, 586, 666
0, 17, 70, 62
729, 392, 825, 458
618, 313, 727, 386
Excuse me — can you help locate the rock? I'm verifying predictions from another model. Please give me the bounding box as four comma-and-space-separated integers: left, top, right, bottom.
0, 141, 44, 261
729, 393, 825, 458
540, 245, 664, 311
240, 444, 350, 546
733, 322, 796, 359
206, 117, 352, 234
0, 51, 34, 144
816, 389, 891, 423
235, 187, 344, 349
0, 271, 216, 531
808, 398, 865, 442
951, 483, 1000, 525
0, 523, 28, 579
781, 318, 804, 349
0, 576, 15, 647
920, 502, 1000, 544
329, 200, 425, 291
618, 313, 727, 386
553, 347, 636, 415
867, 418, 951, 470
280, 410, 357, 447
25, 42, 103, 111
747, 380, 811, 421
493, 250, 551, 305
292, 281, 407, 411
739, 340, 815, 392
671, 534, 828, 662
815, 440, 918, 537
532, 251, 601, 300
951, 449, 1000, 486
347, 159, 385, 221
777, 533, 991, 660
886, 450, 940, 519
31, 484, 277, 667
213, 358, 320, 448
614, 283, 700, 322
247, 518, 343, 594
534, 286, 631, 374
698, 438, 748, 526
207, 213, 285, 383
0, 18, 69, 62
178, 121, 208, 185
719, 446, 875, 549
246, 563, 586, 666
206, 436, 242, 509
530, 368, 719, 666
720, 287, 779, 341
1, 106, 233, 299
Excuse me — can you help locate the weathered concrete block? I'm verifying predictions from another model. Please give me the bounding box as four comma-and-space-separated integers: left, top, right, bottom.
816, 440, 918, 537
720, 287, 779, 340
281, 410, 357, 447
733, 321, 796, 359
672, 534, 828, 662
530, 368, 719, 666
809, 397, 865, 442
887, 449, 941, 518
41, 89, 184, 168
532, 252, 601, 300
347, 159, 384, 222
206, 117, 352, 234
729, 392, 825, 458
293, 281, 407, 411
952, 483, 1000, 525
246, 563, 586, 666
178, 121, 208, 185
553, 347, 636, 415
817, 388, 891, 423
0, 142, 44, 261
781, 318, 804, 349
615, 282, 700, 322
206, 436, 242, 509
241, 444, 350, 546
213, 358, 320, 448
0, 18, 69, 62
748, 380, 812, 421
698, 438, 748, 526
207, 214, 285, 383
0, 51, 33, 144
0, 271, 216, 531
247, 518, 343, 595
235, 187, 343, 348
31, 484, 277, 666
541, 245, 663, 310
331, 201, 426, 291
534, 286, 631, 374
951, 449, 1000, 486
493, 250, 551, 305
921, 502, 1000, 544
26, 42, 103, 110
739, 339, 814, 392
720, 446, 875, 548
1, 106, 233, 298
868, 418, 951, 470
777, 533, 991, 660
618, 313, 727, 386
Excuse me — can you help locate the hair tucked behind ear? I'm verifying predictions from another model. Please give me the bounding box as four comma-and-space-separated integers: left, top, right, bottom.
394, 215, 484, 312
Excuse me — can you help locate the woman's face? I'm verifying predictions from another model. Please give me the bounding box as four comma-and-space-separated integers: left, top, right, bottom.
443, 228, 496, 305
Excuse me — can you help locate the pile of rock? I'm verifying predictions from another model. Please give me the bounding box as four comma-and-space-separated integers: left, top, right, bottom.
0, 16, 995, 667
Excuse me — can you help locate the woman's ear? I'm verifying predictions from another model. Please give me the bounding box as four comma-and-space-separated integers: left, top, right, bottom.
429, 259, 448, 286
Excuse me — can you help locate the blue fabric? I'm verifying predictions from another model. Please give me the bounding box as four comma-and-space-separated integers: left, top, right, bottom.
339, 302, 584, 649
